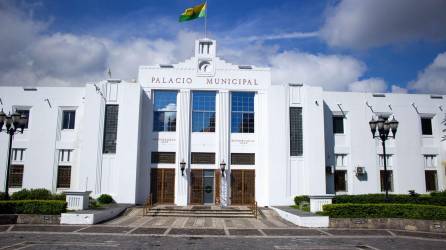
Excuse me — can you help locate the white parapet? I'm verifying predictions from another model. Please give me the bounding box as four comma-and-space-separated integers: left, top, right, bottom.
309, 195, 334, 213
271, 207, 329, 228
60, 204, 131, 224
64, 191, 91, 210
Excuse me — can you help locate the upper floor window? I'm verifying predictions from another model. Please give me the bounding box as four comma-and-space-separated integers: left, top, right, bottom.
231, 92, 254, 133
332, 116, 344, 134
192, 91, 216, 132
103, 105, 119, 154
424, 155, 437, 168
153, 91, 177, 132
62, 110, 76, 130
15, 109, 30, 129
421, 117, 433, 135
289, 107, 303, 156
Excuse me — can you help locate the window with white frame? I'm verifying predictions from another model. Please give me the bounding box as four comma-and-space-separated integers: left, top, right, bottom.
59, 149, 73, 163
335, 154, 347, 167
12, 148, 25, 162
424, 155, 437, 168
15, 109, 30, 129
378, 154, 393, 168
62, 110, 76, 130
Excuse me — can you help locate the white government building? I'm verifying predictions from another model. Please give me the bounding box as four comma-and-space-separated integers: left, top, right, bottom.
0, 39, 445, 206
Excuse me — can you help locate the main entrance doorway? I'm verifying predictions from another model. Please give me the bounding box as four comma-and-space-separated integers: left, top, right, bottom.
231, 170, 255, 205
190, 169, 220, 205
151, 168, 175, 204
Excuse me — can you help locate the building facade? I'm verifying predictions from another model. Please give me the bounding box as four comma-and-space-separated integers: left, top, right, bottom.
0, 39, 445, 206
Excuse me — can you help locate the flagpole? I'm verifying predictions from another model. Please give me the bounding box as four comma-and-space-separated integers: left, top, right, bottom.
204, 1, 207, 39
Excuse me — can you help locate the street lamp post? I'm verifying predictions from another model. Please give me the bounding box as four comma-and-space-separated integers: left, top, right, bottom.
369, 116, 399, 200
0, 110, 28, 200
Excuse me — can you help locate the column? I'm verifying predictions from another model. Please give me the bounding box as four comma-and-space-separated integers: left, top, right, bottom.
256, 91, 269, 206
217, 90, 230, 206
175, 89, 191, 206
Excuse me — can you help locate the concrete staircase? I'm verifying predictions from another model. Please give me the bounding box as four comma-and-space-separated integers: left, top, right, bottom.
143, 205, 256, 218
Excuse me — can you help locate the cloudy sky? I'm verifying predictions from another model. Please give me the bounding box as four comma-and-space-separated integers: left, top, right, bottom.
1, 0, 446, 94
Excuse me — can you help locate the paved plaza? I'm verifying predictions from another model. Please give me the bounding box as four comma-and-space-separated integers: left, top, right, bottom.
1, 225, 446, 249
0, 210, 445, 249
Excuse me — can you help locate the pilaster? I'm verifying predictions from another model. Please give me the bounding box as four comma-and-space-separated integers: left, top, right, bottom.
175, 89, 191, 205
217, 90, 230, 206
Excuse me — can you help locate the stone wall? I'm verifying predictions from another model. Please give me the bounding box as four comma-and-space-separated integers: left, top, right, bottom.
330, 218, 446, 233
0, 214, 60, 224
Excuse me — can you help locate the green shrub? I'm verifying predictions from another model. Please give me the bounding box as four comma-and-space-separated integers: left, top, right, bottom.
430, 190, 446, 197
51, 193, 66, 201
321, 203, 446, 220
333, 194, 446, 206
0, 200, 67, 215
0, 192, 7, 200
97, 194, 114, 204
294, 195, 310, 205
11, 189, 66, 201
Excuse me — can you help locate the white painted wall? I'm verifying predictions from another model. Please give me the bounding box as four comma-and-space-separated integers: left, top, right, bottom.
323, 91, 446, 194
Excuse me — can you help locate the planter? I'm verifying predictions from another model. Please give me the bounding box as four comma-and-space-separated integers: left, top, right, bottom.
330, 218, 446, 233
0, 214, 60, 224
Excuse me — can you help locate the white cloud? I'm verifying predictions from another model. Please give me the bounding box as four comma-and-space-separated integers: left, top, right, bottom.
348, 78, 387, 93
409, 52, 446, 94
238, 32, 318, 42
391, 85, 408, 94
0, 1, 200, 86
320, 0, 446, 49
0, 1, 389, 93
269, 51, 366, 90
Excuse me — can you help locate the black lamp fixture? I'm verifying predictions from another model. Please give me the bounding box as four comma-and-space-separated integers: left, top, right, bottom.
220, 160, 226, 177
369, 115, 399, 201
0, 109, 28, 200
180, 160, 186, 176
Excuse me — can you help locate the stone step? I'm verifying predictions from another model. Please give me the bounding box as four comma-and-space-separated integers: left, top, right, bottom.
143, 212, 255, 218
147, 209, 252, 214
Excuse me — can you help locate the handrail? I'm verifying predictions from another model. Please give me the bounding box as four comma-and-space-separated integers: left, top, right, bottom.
249, 200, 258, 219
143, 193, 153, 216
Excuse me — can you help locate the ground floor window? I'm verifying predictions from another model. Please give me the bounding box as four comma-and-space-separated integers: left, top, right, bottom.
231, 153, 255, 165
9, 165, 24, 188
57, 166, 71, 188
191, 152, 215, 164
380, 170, 394, 192
151, 152, 176, 164
334, 170, 347, 192
425, 170, 438, 192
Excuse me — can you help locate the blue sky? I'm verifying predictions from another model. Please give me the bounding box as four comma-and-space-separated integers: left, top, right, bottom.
1, 0, 446, 94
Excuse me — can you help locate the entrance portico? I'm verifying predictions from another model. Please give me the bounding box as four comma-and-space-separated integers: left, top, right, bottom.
142, 39, 269, 207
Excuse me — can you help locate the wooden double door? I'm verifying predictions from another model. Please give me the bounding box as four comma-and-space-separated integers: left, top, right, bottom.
190, 169, 221, 205
231, 170, 255, 205
151, 169, 175, 204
